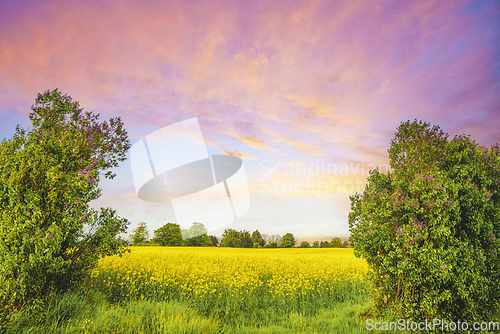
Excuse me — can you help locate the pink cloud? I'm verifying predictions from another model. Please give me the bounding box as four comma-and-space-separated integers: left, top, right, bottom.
0, 0, 498, 164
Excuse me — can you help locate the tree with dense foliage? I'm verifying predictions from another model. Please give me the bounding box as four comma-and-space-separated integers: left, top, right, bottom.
320, 241, 330, 248
219, 229, 254, 248
342, 240, 349, 248
349, 120, 499, 322
299, 241, 311, 248
132, 222, 149, 244
265, 242, 278, 248
209, 235, 219, 246
183, 233, 212, 246
330, 237, 343, 248
312, 241, 320, 248
252, 230, 266, 247
239, 230, 253, 248
220, 228, 241, 247
153, 223, 183, 246
281, 233, 296, 248
0, 89, 131, 322
179, 222, 213, 246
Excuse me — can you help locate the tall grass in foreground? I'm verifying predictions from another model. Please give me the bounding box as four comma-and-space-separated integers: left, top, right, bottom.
7, 291, 379, 333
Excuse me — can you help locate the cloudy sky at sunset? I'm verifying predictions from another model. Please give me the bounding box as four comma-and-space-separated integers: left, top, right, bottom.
1, 0, 499, 240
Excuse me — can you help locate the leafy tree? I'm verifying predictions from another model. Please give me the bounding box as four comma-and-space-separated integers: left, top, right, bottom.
252, 230, 266, 247
320, 241, 330, 248
153, 223, 183, 246
220, 228, 241, 247
342, 240, 349, 248
180, 222, 212, 246
239, 230, 253, 248
209, 235, 219, 246
312, 241, 320, 248
349, 120, 500, 322
181, 222, 208, 239
299, 241, 311, 248
184, 233, 212, 246
220, 229, 261, 248
330, 237, 343, 248
132, 222, 149, 244
265, 242, 278, 248
281, 233, 296, 248
0, 89, 131, 321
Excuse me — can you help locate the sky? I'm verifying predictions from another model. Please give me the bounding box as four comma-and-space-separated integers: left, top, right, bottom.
1, 0, 499, 241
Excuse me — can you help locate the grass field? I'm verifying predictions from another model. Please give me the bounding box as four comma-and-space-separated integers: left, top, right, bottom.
8, 247, 385, 333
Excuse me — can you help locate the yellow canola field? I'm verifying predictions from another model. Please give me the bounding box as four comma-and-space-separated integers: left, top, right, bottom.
93, 247, 368, 305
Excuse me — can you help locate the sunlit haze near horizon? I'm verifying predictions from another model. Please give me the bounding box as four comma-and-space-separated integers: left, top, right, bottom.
1, 0, 499, 241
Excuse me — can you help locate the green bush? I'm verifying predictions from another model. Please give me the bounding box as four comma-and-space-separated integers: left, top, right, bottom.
349, 120, 500, 322
0, 89, 131, 324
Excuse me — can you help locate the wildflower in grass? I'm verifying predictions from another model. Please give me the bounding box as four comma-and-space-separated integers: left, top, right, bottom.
441, 264, 448, 270
396, 228, 403, 237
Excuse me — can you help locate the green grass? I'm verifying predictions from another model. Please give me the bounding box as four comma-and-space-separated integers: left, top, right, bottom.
6, 290, 379, 334
8, 290, 496, 333
7, 291, 219, 334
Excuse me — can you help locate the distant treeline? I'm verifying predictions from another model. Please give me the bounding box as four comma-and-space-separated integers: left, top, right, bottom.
130, 222, 349, 248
